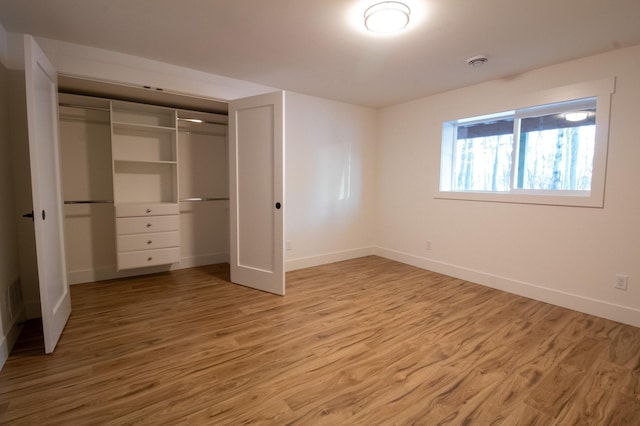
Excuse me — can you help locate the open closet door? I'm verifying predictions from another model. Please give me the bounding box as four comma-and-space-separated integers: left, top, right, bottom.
24, 35, 71, 353
229, 91, 285, 295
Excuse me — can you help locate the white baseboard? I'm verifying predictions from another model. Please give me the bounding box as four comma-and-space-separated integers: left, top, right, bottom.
68, 252, 230, 285
286, 247, 375, 272
374, 247, 640, 328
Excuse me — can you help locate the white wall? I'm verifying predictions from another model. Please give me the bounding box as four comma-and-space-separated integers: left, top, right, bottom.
0, 31, 25, 368
3, 31, 46, 321
285, 92, 377, 270
8, 70, 40, 321
375, 45, 640, 327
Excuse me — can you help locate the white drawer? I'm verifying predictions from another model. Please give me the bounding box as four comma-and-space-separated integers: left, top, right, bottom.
116, 203, 179, 218
117, 247, 180, 270
116, 215, 179, 235
117, 231, 179, 252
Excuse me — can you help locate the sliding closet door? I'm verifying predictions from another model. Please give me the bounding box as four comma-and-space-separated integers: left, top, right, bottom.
24, 35, 71, 353
229, 91, 285, 295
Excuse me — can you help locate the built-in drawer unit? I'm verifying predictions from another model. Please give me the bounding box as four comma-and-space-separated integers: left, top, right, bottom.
115, 202, 180, 270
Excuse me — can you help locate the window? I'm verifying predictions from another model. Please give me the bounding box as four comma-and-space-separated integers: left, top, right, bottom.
447, 111, 515, 192
438, 79, 614, 207
517, 99, 596, 192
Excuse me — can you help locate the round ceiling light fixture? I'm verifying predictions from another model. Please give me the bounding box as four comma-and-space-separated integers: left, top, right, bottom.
364, 1, 411, 33
467, 55, 488, 67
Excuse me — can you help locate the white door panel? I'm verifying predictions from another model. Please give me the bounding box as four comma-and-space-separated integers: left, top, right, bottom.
24, 35, 71, 353
229, 92, 284, 295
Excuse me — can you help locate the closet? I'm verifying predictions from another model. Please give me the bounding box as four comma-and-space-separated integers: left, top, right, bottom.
58, 92, 229, 284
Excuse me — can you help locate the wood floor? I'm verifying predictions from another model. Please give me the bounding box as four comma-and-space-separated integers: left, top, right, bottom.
0, 256, 638, 425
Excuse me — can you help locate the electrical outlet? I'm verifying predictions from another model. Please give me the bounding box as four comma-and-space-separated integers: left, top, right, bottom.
286, 240, 292, 251
426, 240, 432, 251
615, 274, 628, 291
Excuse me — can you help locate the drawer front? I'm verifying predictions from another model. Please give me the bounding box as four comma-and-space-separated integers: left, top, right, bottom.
116, 215, 179, 235
117, 231, 179, 252
116, 203, 179, 218
117, 247, 180, 270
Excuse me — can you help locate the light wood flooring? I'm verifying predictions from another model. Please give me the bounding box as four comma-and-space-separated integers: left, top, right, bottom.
0, 256, 639, 425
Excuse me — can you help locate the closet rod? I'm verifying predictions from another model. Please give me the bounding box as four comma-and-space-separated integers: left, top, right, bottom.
59, 103, 110, 112
180, 197, 229, 202
177, 117, 228, 126
64, 200, 113, 205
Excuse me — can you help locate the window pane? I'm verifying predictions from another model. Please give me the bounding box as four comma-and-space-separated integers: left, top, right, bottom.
517, 109, 596, 190
453, 117, 513, 191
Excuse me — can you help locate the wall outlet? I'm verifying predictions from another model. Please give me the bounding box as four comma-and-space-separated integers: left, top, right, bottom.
286, 240, 292, 251
615, 274, 628, 291
426, 240, 432, 251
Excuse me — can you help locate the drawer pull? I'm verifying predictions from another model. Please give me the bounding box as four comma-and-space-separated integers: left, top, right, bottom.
146, 223, 152, 228
147, 257, 153, 261
146, 208, 152, 213
147, 240, 152, 245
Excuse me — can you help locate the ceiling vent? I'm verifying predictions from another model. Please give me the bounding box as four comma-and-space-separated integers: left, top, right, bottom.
466, 55, 488, 67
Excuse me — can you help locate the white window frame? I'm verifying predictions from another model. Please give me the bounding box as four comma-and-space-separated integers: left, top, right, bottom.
437, 78, 615, 208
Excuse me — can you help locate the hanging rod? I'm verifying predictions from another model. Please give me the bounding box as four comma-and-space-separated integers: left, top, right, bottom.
64, 200, 113, 205
180, 197, 229, 202
177, 117, 228, 126
59, 103, 110, 112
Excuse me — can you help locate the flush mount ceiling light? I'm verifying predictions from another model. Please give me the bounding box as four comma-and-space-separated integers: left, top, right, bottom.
565, 111, 589, 122
364, 1, 411, 33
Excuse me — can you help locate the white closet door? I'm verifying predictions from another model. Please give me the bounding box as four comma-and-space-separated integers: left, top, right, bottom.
229, 91, 285, 295
24, 35, 71, 353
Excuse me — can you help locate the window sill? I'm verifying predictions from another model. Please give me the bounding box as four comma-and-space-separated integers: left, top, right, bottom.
435, 190, 604, 208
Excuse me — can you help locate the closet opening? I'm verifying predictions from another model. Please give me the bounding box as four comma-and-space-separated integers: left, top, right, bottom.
57, 76, 231, 285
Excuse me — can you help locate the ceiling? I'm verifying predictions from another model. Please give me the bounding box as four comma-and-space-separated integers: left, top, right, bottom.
1, 0, 639, 108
